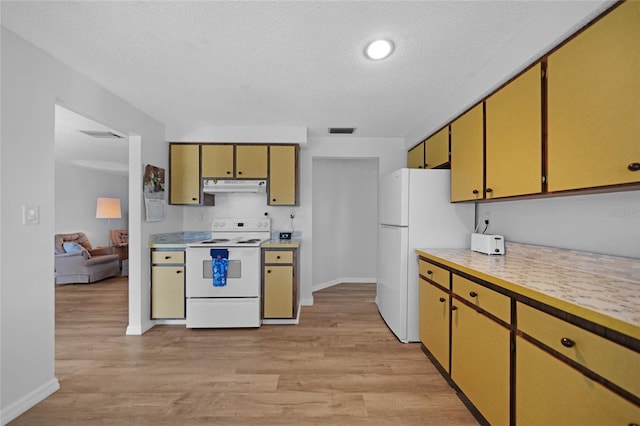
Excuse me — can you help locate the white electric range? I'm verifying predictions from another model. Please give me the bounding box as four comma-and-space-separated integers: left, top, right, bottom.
185, 217, 271, 328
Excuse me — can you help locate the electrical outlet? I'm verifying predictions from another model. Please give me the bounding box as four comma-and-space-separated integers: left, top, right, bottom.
290, 210, 296, 219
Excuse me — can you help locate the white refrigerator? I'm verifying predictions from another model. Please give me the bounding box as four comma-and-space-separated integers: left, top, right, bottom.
377, 168, 474, 343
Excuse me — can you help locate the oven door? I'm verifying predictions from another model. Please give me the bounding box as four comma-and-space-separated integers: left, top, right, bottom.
186, 246, 260, 298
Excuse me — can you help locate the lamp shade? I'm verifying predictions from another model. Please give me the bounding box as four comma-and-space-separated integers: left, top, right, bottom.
96, 197, 122, 219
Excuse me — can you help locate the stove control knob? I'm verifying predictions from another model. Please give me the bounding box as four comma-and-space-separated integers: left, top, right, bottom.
257, 222, 263, 228
213, 222, 219, 227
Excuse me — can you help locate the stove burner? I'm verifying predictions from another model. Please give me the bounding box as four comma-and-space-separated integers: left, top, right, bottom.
237, 239, 261, 244
201, 238, 231, 244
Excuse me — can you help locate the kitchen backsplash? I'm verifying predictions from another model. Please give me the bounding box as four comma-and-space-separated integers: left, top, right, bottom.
181, 192, 303, 237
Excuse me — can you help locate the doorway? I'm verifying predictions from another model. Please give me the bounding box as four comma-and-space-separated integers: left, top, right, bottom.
311, 158, 379, 291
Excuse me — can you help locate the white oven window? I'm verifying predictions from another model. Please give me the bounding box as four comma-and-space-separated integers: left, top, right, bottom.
202, 259, 241, 279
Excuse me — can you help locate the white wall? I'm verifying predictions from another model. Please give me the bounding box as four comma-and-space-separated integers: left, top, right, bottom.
476, 190, 640, 259
55, 164, 129, 246
312, 158, 378, 289
0, 28, 173, 424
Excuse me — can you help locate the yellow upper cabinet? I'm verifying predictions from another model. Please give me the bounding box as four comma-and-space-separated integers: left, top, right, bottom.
269, 145, 298, 206
450, 103, 484, 202
547, 1, 640, 192
485, 64, 542, 199
201, 144, 234, 178
236, 145, 268, 178
407, 141, 425, 169
425, 127, 449, 169
169, 144, 201, 205
201, 144, 268, 179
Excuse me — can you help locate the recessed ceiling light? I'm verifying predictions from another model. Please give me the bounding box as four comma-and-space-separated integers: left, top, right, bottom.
365, 39, 394, 60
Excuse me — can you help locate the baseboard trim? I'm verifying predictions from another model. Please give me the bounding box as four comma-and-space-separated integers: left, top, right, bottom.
262, 302, 302, 325
1, 378, 60, 425
312, 277, 376, 293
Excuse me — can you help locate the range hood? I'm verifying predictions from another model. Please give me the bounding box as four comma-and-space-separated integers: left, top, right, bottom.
203, 179, 267, 193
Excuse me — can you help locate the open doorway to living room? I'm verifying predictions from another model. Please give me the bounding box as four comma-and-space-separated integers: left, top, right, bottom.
54, 104, 129, 285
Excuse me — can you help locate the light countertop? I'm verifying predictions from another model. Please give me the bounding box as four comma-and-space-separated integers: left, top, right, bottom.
416, 242, 640, 340
261, 239, 300, 249
148, 231, 211, 248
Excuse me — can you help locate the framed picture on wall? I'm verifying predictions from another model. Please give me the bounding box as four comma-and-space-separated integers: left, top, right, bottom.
143, 164, 165, 221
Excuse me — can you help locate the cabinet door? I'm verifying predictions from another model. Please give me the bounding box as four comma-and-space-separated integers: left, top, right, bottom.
516, 336, 640, 425
151, 266, 185, 319
547, 1, 640, 191
426, 127, 449, 169
269, 145, 297, 205
236, 145, 268, 178
407, 142, 425, 169
169, 144, 200, 205
419, 278, 450, 372
201, 145, 234, 178
264, 265, 293, 318
450, 104, 484, 202
451, 301, 510, 426
485, 64, 542, 198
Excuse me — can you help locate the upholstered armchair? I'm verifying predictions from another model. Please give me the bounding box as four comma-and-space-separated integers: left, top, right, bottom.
109, 229, 129, 263
54, 232, 120, 284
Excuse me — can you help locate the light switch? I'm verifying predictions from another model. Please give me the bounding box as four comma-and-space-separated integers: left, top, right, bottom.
22, 205, 40, 225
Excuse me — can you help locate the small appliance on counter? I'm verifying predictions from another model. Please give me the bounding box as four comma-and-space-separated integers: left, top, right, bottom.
471, 233, 505, 255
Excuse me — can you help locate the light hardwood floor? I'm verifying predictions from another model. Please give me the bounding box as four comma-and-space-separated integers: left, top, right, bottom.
12, 278, 477, 425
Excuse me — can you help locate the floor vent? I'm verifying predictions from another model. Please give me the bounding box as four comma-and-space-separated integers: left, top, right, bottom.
328, 127, 356, 135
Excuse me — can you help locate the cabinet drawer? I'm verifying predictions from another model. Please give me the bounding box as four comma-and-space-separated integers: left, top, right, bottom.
517, 302, 640, 397
151, 250, 185, 264
264, 251, 293, 264
453, 275, 510, 323
419, 260, 450, 289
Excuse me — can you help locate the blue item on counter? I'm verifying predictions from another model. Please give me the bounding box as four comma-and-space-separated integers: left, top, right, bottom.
210, 249, 229, 287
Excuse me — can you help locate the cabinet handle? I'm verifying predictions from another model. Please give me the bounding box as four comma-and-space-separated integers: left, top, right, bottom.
628, 162, 640, 172
272, 198, 277, 202
277, 255, 281, 259
560, 337, 575, 348
469, 291, 478, 297
486, 188, 493, 194
226, 171, 231, 174
191, 197, 197, 201
165, 256, 171, 260
427, 270, 433, 275
472, 189, 479, 195
238, 171, 243, 175
438, 297, 446, 303
176, 270, 182, 274
451, 305, 458, 311
267, 270, 271, 274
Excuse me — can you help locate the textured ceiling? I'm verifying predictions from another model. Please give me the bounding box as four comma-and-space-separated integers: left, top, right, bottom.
2, 0, 613, 149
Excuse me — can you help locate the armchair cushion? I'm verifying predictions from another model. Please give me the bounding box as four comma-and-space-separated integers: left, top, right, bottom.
63, 241, 91, 257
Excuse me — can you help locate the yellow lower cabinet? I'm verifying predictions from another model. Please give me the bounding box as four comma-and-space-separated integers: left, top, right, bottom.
451, 301, 510, 426
516, 336, 640, 425
151, 265, 185, 319
263, 265, 293, 318
419, 278, 450, 371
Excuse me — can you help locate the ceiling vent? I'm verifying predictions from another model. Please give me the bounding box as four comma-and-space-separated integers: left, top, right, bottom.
78, 130, 124, 139
328, 127, 356, 135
